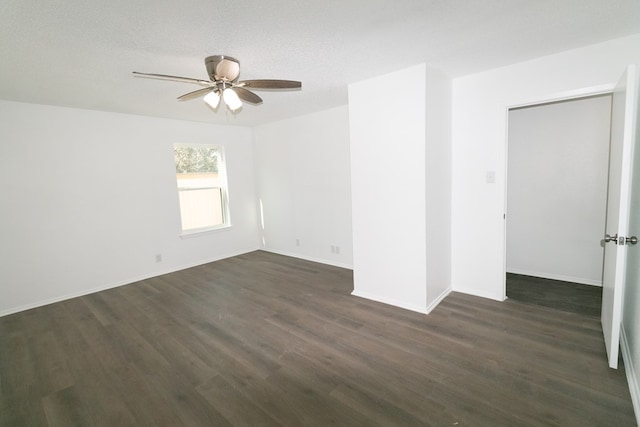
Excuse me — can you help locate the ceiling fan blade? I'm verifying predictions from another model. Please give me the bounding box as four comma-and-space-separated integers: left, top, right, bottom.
132, 71, 212, 87
177, 87, 215, 101
238, 79, 302, 89
205, 55, 241, 82
232, 87, 263, 105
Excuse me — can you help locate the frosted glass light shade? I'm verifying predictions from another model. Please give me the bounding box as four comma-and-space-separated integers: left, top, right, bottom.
223, 88, 242, 111
203, 91, 220, 108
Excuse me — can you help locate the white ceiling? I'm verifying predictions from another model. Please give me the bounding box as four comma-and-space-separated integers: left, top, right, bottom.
1, 0, 639, 127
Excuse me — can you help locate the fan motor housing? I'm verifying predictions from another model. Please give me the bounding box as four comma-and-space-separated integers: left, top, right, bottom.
205, 55, 240, 82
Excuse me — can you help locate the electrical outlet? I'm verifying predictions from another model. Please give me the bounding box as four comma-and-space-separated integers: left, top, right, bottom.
296, 239, 300, 247
486, 171, 496, 184
155, 254, 162, 263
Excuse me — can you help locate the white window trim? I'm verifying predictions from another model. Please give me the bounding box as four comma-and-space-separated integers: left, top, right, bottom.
179, 223, 232, 239
174, 143, 232, 237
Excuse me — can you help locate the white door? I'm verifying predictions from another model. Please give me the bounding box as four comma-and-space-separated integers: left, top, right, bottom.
602, 65, 638, 369
622, 80, 640, 372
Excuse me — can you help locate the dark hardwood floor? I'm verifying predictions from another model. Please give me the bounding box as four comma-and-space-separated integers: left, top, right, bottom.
0, 251, 635, 426
506, 273, 603, 318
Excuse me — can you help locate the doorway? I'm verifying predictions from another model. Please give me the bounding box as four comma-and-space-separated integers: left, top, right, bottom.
505, 94, 613, 317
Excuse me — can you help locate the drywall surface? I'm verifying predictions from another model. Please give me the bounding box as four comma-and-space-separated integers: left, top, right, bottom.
349, 63, 428, 313
253, 106, 353, 268
451, 33, 640, 300
425, 66, 453, 308
507, 96, 612, 285
0, 100, 259, 316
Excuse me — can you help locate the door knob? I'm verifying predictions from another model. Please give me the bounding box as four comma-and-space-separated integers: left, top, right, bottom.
605, 233, 618, 243
626, 236, 638, 245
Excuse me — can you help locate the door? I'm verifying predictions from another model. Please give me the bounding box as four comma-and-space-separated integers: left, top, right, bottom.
622, 82, 640, 371
602, 65, 638, 369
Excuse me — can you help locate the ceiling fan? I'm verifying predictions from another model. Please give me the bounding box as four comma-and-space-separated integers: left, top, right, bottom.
133, 55, 301, 112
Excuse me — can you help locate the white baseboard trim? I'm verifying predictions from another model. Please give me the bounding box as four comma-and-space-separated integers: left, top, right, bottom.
0, 247, 260, 318
351, 290, 429, 315
506, 269, 602, 287
426, 287, 452, 314
621, 323, 640, 426
351, 287, 452, 315
260, 247, 353, 270
452, 285, 505, 302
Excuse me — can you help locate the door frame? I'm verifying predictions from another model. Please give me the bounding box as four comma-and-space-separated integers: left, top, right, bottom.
501, 83, 616, 300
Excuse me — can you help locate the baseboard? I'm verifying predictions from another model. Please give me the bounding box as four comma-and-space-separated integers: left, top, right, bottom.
260, 247, 353, 270
452, 284, 505, 302
621, 323, 640, 426
0, 247, 259, 318
351, 290, 429, 314
506, 268, 602, 287
426, 287, 452, 314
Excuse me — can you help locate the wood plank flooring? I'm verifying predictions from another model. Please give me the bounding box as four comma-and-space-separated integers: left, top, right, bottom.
0, 251, 635, 426
506, 273, 603, 318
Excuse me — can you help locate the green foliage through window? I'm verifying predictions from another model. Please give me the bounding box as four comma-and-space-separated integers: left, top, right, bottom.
174, 146, 219, 173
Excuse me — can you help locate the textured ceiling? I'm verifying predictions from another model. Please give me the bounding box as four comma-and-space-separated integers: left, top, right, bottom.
1, 0, 639, 126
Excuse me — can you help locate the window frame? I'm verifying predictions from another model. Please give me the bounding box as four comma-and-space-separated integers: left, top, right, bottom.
173, 143, 231, 237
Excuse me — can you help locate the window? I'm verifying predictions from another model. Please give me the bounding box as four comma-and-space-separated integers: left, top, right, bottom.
174, 144, 230, 234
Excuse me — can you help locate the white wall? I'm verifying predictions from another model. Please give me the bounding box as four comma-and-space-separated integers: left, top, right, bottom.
348, 63, 452, 313
451, 33, 640, 301
425, 66, 452, 307
0, 100, 259, 316
349, 63, 428, 313
252, 106, 353, 268
507, 96, 612, 286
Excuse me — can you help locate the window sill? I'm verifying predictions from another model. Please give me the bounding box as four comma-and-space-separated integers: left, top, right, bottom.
179, 224, 232, 239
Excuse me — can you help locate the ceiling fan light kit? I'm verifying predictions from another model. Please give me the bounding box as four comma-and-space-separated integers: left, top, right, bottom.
133, 55, 301, 114
203, 90, 220, 109
222, 86, 242, 111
